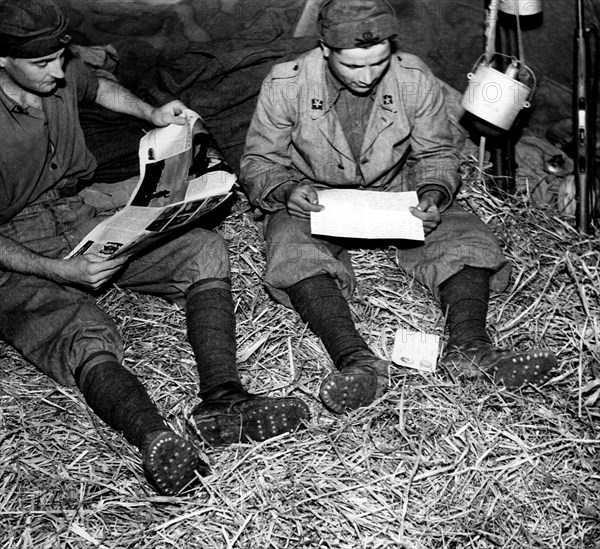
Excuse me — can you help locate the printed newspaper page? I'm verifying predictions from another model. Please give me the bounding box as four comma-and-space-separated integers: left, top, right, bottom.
310, 189, 424, 240
67, 110, 236, 259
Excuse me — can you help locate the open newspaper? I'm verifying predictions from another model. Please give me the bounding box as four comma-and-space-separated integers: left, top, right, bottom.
68, 110, 236, 259
310, 189, 424, 240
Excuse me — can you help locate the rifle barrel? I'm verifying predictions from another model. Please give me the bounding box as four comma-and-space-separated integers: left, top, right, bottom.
574, 0, 590, 232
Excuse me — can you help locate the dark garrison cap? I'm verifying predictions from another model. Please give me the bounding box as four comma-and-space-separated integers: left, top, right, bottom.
0, 0, 71, 59
318, 0, 398, 49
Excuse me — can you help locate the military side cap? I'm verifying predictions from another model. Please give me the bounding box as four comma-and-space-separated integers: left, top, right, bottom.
0, 0, 71, 58
318, 0, 398, 49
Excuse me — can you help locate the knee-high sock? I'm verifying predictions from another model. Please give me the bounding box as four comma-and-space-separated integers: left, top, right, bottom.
439, 266, 493, 349
186, 278, 243, 396
75, 353, 167, 449
287, 274, 370, 370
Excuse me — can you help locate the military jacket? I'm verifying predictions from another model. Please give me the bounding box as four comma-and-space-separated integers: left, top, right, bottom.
240, 48, 460, 213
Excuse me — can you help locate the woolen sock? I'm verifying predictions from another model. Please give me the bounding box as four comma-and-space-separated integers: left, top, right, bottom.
439, 266, 494, 349
287, 274, 371, 370
200, 380, 248, 402
186, 278, 243, 395
75, 356, 167, 449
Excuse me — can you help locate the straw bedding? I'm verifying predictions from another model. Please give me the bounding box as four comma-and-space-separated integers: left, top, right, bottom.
1, 158, 599, 548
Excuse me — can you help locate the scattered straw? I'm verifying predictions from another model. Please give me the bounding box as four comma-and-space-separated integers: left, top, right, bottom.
1, 158, 599, 548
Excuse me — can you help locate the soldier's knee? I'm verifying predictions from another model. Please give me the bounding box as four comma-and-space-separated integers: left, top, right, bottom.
183, 229, 231, 281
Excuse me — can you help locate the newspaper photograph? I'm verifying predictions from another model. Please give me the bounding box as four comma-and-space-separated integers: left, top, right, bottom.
68, 110, 236, 259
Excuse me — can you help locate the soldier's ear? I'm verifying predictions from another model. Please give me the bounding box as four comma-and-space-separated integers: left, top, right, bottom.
0, 56, 8, 69
319, 41, 331, 60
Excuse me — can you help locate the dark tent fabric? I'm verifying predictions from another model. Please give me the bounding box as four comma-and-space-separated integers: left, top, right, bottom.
137, 36, 318, 165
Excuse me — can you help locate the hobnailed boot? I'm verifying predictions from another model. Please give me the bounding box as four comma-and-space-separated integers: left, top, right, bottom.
186, 281, 311, 445
190, 383, 310, 445
287, 275, 391, 413
76, 356, 209, 496
439, 267, 557, 388
442, 343, 556, 388
319, 351, 390, 414
141, 429, 210, 495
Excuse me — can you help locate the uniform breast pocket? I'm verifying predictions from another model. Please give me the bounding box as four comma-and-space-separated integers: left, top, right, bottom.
389, 127, 411, 162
